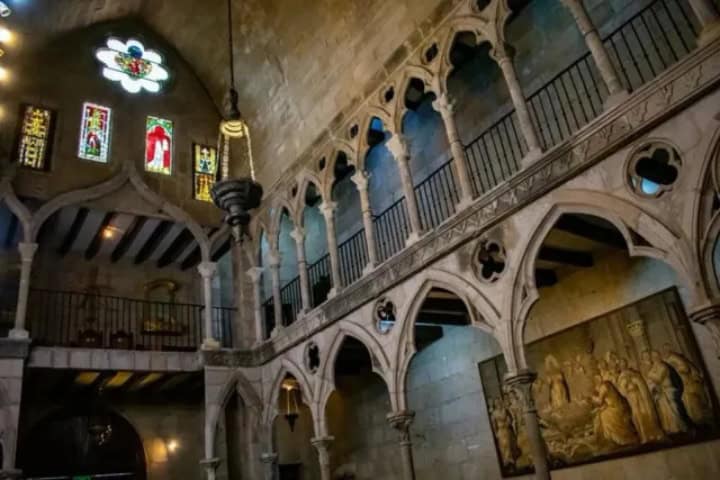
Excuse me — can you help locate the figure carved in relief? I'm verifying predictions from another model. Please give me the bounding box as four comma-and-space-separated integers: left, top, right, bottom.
490, 398, 518, 467
545, 354, 570, 409
644, 350, 690, 434
616, 358, 665, 443
592, 374, 639, 447
662, 344, 712, 427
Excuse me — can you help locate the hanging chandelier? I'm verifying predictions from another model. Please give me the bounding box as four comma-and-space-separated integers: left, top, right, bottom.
282, 378, 300, 432
211, 0, 263, 242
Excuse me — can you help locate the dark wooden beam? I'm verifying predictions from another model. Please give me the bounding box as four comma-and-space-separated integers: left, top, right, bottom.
111, 216, 147, 263
4, 213, 18, 248
84, 212, 116, 260
538, 246, 593, 267
211, 237, 232, 262
181, 245, 202, 271
134, 220, 172, 265
554, 215, 625, 249
535, 268, 558, 288
157, 229, 194, 268
57, 207, 89, 256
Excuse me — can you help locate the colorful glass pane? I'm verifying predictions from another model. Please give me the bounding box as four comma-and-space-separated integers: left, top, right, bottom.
78, 103, 112, 163
96, 38, 169, 94
145, 116, 173, 175
193, 143, 218, 202
17, 105, 53, 170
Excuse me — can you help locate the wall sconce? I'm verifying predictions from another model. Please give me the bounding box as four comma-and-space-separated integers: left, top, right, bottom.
282, 378, 300, 432
167, 439, 179, 453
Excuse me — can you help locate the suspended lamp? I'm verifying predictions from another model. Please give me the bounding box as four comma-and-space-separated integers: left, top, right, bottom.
282, 378, 300, 432
211, 0, 263, 242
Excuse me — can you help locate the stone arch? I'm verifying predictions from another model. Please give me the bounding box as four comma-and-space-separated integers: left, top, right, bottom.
262, 358, 316, 429
204, 369, 262, 460
357, 106, 395, 166
294, 170, 325, 219
315, 325, 392, 435
694, 126, 720, 298
268, 197, 298, 246
27, 165, 213, 260
509, 191, 700, 371
0, 178, 32, 242
321, 147, 359, 202
437, 16, 493, 92
393, 267, 500, 411
392, 65, 440, 134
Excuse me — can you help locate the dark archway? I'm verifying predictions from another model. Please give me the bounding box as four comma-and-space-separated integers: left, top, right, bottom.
19, 406, 147, 479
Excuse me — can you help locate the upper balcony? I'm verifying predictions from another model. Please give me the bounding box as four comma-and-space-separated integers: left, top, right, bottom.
255, 0, 707, 341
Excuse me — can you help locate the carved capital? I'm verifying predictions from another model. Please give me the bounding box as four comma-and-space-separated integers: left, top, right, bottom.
197, 261, 218, 279
351, 170, 371, 191
503, 369, 538, 414
489, 42, 515, 65
320, 201, 337, 220
260, 452, 279, 465
432, 93, 455, 116
246, 266, 264, 283
386, 134, 410, 161
18, 242, 38, 262
690, 304, 720, 355
311, 435, 334, 465
200, 457, 221, 471
267, 250, 281, 269
290, 227, 306, 243
387, 410, 415, 444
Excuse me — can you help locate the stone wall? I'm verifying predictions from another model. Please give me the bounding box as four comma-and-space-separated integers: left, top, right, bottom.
317, 251, 720, 480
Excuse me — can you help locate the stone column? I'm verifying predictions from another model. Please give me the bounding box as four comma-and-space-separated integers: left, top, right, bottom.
432, 93, 475, 207
490, 45, 543, 165
246, 266, 265, 344
267, 249, 284, 330
200, 457, 220, 480
260, 452, 279, 480
320, 201, 342, 297
560, 0, 627, 107
311, 436, 334, 480
387, 411, 416, 480
690, 304, 720, 357
290, 227, 312, 313
504, 370, 550, 480
198, 261, 220, 350
351, 170, 379, 272
386, 135, 423, 245
10, 242, 38, 339
686, 0, 720, 44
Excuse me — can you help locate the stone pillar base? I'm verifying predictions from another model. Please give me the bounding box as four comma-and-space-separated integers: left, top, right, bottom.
362, 263, 376, 276
456, 196, 474, 212
8, 328, 29, 340
699, 21, 720, 46
603, 89, 630, 110
520, 147, 543, 168
405, 232, 421, 247
327, 288, 338, 300
0, 469, 23, 480
201, 338, 221, 350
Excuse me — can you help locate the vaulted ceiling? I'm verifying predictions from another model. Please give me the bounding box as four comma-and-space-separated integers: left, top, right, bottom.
8, 0, 449, 187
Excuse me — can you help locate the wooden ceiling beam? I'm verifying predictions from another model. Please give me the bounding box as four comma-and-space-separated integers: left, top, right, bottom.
57, 207, 89, 256
157, 229, 194, 268
85, 212, 116, 260
538, 245, 593, 267
111, 216, 147, 263
134, 220, 173, 265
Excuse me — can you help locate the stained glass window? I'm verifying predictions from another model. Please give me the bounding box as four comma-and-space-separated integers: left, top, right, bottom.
78, 103, 112, 163
193, 143, 218, 202
145, 116, 173, 175
17, 105, 54, 170
95, 38, 169, 94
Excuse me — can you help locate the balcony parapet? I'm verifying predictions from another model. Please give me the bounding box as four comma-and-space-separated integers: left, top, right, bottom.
201, 35, 720, 368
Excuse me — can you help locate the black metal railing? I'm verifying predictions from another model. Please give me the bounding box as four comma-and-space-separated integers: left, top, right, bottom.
26, 288, 234, 350
260, 0, 700, 337
338, 228, 370, 287
464, 110, 526, 197
374, 198, 411, 263
415, 160, 460, 230
279, 276, 303, 326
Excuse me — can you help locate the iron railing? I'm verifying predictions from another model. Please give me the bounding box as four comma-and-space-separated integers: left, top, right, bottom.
260, 0, 699, 337
26, 288, 234, 350
338, 228, 370, 287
